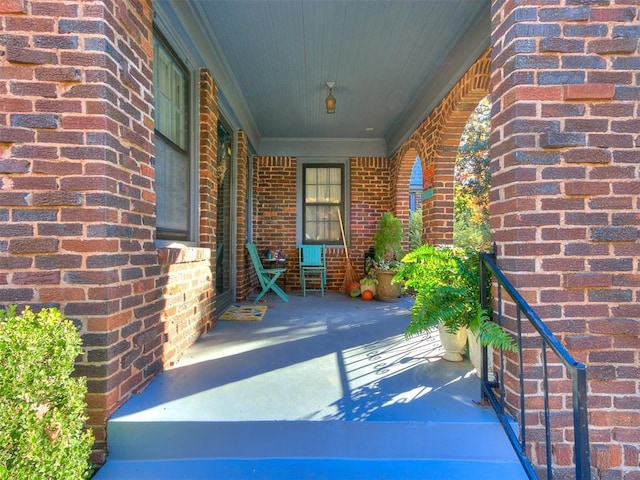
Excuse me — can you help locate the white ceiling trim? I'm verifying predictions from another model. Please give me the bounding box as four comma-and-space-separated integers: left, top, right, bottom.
259, 138, 387, 158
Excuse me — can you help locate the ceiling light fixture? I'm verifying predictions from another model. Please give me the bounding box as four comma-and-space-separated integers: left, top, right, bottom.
325, 81, 336, 114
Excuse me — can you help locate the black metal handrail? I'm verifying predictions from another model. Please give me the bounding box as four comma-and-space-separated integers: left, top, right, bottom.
479, 251, 590, 480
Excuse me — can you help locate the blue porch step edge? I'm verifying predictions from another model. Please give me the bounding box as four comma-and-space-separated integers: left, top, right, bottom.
93, 457, 529, 480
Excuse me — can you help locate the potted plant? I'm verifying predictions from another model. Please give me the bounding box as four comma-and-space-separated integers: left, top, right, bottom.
396, 244, 516, 363
371, 212, 404, 301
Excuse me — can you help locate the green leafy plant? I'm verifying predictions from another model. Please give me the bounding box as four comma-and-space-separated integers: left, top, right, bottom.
396, 244, 516, 351
359, 275, 378, 288
408, 207, 423, 251
454, 95, 491, 250
372, 211, 404, 271
0, 306, 94, 480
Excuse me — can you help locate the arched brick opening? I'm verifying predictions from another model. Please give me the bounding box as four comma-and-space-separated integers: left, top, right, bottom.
394, 145, 424, 253
391, 48, 491, 246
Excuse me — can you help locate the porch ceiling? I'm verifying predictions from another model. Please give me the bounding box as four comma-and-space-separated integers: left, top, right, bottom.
155, 0, 490, 156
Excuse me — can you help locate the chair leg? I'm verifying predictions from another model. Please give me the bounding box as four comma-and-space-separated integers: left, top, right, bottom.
253, 275, 289, 303
301, 268, 325, 297
254, 283, 270, 303
270, 282, 289, 303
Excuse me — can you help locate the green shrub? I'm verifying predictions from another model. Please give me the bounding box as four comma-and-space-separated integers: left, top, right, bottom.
408, 207, 423, 251
373, 211, 404, 270
0, 306, 94, 480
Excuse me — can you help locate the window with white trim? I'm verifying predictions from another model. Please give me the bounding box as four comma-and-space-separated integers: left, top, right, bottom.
153, 32, 191, 241
302, 164, 344, 245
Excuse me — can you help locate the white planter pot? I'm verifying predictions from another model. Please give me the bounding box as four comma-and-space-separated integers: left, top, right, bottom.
467, 329, 493, 378
438, 322, 468, 362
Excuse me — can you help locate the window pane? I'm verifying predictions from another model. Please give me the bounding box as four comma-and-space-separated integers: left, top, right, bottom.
317, 168, 328, 184
303, 165, 344, 244
305, 168, 317, 202
317, 183, 328, 202
154, 37, 188, 150
306, 205, 341, 242
306, 168, 317, 185
156, 138, 189, 236
305, 206, 327, 242
305, 185, 316, 203
323, 205, 341, 241
154, 33, 190, 241
329, 185, 341, 203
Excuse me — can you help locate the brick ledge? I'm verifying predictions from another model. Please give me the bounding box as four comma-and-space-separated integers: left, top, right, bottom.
157, 246, 211, 265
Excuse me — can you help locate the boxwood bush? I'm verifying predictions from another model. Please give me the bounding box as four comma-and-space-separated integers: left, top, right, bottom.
0, 306, 94, 480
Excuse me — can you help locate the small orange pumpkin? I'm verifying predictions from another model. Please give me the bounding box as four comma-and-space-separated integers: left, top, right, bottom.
361, 290, 374, 301
347, 282, 360, 294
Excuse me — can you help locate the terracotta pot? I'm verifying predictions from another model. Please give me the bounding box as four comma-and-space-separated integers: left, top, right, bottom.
374, 270, 401, 302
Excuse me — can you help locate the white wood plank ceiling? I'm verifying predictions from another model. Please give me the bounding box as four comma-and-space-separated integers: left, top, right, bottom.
156, 0, 490, 155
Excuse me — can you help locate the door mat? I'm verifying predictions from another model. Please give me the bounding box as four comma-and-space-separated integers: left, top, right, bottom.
219, 305, 268, 322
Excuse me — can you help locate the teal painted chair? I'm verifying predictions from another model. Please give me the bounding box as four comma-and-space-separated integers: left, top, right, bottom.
246, 242, 288, 303
298, 244, 326, 297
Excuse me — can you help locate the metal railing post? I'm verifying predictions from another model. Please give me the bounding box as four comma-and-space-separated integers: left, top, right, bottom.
478, 252, 591, 480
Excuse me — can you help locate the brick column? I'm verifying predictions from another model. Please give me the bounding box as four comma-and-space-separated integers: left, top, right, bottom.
235, 130, 251, 301
0, 0, 156, 461
490, 2, 639, 478
199, 69, 218, 251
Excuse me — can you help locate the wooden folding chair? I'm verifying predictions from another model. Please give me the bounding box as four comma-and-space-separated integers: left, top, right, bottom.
246, 242, 289, 303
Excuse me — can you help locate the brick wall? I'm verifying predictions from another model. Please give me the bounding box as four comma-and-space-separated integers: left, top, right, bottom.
490, 2, 639, 478
349, 156, 392, 270
249, 155, 391, 296
0, 0, 217, 464
250, 51, 493, 295
251, 155, 297, 284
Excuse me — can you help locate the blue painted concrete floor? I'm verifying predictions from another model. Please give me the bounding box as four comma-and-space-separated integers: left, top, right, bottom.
93, 291, 527, 479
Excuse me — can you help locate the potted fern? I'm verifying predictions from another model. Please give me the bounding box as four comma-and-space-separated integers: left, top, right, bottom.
395, 244, 516, 363
371, 212, 404, 301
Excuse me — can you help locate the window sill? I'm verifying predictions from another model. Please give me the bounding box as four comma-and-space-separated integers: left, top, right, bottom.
157, 245, 211, 265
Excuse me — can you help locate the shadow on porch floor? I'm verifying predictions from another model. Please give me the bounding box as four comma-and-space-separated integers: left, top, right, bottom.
92, 291, 527, 479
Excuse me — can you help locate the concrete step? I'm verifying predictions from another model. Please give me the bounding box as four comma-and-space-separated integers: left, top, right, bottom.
91, 296, 528, 479
92, 419, 529, 479
104, 420, 519, 462
92, 458, 528, 480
